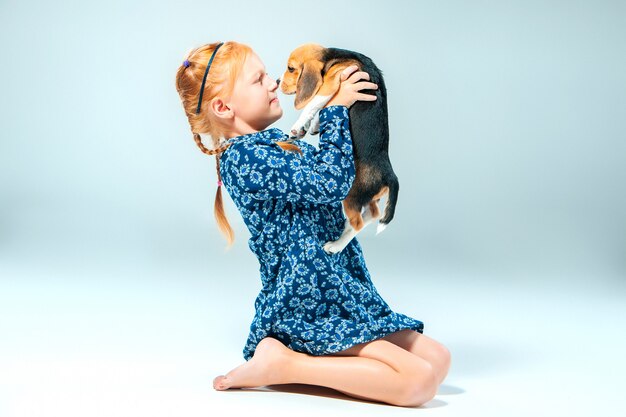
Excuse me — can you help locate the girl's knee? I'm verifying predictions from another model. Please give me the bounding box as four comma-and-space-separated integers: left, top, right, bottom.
423, 339, 452, 381
396, 361, 438, 407
435, 343, 452, 371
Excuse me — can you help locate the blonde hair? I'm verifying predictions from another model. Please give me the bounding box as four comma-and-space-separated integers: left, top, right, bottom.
175, 41, 301, 248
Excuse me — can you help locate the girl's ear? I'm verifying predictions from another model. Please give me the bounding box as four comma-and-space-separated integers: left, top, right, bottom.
211, 98, 233, 119
295, 61, 323, 110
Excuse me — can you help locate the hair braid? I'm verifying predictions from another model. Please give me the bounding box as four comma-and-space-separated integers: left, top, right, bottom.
193, 133, 232, 156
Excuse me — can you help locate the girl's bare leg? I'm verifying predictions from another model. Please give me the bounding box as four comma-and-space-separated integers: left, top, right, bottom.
213, 337, 438, 407
381, 330, 451, 385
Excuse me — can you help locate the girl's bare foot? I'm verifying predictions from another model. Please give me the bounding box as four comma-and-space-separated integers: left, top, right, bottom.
213, 337, 294, 390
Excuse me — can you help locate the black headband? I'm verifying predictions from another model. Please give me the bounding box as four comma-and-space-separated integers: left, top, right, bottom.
195, 42, 224, 114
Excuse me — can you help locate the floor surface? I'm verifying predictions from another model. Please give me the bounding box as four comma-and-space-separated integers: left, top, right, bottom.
1, 255, 624, 417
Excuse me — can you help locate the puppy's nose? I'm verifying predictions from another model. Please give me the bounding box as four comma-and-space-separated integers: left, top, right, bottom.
276, 77, 281, 86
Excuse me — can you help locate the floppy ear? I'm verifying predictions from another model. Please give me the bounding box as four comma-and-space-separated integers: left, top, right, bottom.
294, 60, 323, 110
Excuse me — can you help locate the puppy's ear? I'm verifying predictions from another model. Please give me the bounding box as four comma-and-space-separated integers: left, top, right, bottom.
295, 60, 323, 110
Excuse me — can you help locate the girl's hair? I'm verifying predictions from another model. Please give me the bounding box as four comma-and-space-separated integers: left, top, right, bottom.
175, 41, 301, 248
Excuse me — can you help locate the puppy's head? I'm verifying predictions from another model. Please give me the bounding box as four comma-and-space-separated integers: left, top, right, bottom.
280, 43, 326, 110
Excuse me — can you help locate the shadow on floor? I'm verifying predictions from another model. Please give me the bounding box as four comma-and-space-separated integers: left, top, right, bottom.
218, 382, 462, 408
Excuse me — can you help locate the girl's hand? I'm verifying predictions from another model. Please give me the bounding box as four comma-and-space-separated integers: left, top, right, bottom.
325, 65, 378, 109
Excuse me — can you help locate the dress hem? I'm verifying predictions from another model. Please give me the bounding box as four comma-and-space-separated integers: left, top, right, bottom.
301, 322, 425, 357
243, 318, 424, 361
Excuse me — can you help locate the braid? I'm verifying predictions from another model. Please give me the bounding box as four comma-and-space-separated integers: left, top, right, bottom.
216, 152, 223, 185
193, 133, 232, 156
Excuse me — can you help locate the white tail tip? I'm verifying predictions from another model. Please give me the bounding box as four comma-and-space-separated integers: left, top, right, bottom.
376, 222, 387, 235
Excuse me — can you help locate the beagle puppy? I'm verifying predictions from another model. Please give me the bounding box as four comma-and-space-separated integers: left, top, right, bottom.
280, 43, 398, 255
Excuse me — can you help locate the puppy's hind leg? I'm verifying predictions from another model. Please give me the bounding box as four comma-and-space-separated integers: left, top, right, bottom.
323, 203, 378, 254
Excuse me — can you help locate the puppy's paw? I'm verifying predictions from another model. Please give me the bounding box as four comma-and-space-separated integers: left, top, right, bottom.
289, 129, 306, 139
290, 117, 313, 139
323, 240, 344, 254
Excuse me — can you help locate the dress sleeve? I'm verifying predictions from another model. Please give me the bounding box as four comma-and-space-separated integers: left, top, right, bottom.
225, 105, 356, 204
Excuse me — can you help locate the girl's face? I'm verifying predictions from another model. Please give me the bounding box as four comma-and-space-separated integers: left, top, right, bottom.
219, 52, 282, 137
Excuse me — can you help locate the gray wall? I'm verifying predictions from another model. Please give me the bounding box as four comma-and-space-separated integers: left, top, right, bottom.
1, 0, 624, 286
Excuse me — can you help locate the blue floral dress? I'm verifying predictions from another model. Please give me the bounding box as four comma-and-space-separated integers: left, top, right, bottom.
219, 104, 424, 361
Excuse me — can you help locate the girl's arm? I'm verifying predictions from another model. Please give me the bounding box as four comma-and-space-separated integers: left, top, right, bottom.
224, 105, 355, 204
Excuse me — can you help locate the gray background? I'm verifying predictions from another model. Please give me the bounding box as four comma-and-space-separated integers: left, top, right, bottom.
1, 0, 624, 283
1, 1, 624, 416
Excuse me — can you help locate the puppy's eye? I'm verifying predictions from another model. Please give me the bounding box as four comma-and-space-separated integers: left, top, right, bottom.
287, 66, 295, 73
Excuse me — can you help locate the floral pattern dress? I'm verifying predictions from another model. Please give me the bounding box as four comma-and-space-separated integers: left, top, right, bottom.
219, 104, 424, 361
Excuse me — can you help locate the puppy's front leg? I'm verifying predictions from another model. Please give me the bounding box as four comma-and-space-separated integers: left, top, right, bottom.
290, 94, 333, 139
308, 112, 321, 135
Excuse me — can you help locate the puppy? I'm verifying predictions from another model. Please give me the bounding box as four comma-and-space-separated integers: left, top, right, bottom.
280, 43, 399, 255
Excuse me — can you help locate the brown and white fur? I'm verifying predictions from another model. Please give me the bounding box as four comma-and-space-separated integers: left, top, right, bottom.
279, 43, 399, 255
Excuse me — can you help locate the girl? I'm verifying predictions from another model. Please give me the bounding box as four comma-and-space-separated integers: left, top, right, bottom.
175, 41, 451, 407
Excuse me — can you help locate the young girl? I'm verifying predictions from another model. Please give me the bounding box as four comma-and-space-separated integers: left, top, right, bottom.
175, 41, 450, 407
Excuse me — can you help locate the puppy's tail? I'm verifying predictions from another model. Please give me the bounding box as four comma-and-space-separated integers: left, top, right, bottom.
376, 177, 399, 235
